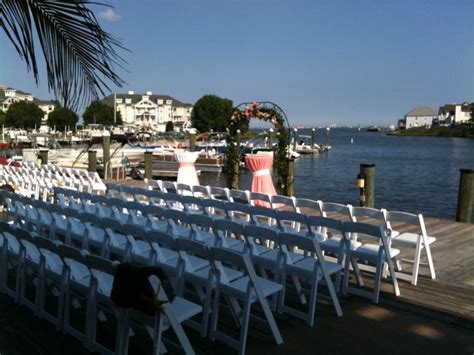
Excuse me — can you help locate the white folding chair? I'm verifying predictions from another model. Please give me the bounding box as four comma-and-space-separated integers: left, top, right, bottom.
271, 194, 296, 211
278, 232, 343, 326
342, 222, 400, 303
385, 211, 436, 285
209, 186, 231, 201
228, 189, 250, 204
208, 246, 283, 355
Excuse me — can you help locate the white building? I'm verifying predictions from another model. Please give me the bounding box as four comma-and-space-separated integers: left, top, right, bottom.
0, 85, 56, 122
438, 102, 473, 125
398, 106, 438, 129
103, 91, 193, 132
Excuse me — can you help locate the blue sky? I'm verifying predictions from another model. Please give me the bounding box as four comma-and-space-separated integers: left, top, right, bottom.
1, 0, 473, 126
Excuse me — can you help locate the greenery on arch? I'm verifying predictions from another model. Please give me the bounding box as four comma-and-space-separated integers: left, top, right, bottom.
225, 101, 290, 195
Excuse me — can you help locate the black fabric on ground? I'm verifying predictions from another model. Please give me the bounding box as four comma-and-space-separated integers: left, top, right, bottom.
111, 263, 166, 315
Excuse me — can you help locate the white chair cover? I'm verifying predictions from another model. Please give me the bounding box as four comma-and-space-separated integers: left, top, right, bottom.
174, 152, 199, 188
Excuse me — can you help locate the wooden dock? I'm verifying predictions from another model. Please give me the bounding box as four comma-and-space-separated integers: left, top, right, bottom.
105, 178, 474, 325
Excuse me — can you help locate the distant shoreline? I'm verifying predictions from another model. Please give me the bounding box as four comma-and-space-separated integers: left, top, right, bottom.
389, 126, 474, 139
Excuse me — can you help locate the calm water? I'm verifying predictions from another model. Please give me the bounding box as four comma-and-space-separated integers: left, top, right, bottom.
201, 128, 474, 220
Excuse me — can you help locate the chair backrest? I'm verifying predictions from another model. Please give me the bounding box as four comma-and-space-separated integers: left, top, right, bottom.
175, 238, 210, 271
192, 185, 211, 199
320, 202, 354, 221
188, 214, 215, 237
228, 189, 250, 204
250, 205, 278, 227
271, 195, 296, 211
145, 178, 163, 191
307, 215, 343, 238
278, 232, 322, 262
85, 254, 118, 275
147, 190, 167, 206
244, 224, 279, 253
147, 230, 176, 249
201, 198, 226, 218
350, 206, 387, 227
209, 246, 256, 284
342, 221, 385, 243
164, 192, 184, 211
214, 219, 245, 240
294, 197, 323, 216
384, 210, 425, 236
180, 195, 205, 214
276, 210, 310, 233
176, 183, 193, 195
224, 202, 251, 223
249, 192, 271, 207
209, 186, 230, 201
162, 181, 177, 194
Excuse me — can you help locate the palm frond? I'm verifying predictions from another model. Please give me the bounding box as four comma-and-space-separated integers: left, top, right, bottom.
1, 0, 128, 110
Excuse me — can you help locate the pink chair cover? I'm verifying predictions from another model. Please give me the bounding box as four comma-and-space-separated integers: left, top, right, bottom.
245, 154, 277, 207
174, 151, 199, 188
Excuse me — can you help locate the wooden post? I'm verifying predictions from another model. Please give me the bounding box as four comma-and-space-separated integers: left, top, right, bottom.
456, 169, 473, 223
102, 131, 111, 180
293, 128, 298, 152
286, 158, 295, 197
268, 129, 273, 149
231, 130, 241, 190
360, 163, 375, 207
38, 149, 48, 165
88, 150, 97, 173
144, 151, 153, 180
189, 132, 196, 152
311, 128, 316, 148
326, 127, 330, 146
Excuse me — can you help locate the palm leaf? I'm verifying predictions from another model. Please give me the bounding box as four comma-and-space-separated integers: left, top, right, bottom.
1, 0, 127, 110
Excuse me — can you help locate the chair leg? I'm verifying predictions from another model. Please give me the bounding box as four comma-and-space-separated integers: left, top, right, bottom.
259, 294, 283, 346
411, 242, 423, 286
425, 243, 436, 280
238, 300, 252, 355
373, 259, 384, 304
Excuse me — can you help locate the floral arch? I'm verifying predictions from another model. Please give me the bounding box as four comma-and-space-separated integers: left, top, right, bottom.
225, 101, 291, 195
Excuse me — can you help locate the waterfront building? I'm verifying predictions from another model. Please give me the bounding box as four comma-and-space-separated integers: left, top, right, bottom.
0, 84, 56, 123
398, 106, 438, 129
103, 91, 193, 132
437, 102, 473, 125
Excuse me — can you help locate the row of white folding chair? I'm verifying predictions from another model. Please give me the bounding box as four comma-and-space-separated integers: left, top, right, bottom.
1, 199, 284, 354
27, 191, 342, 325
19, 162, 106, 193
50, 188, 403, 302
0, 222, 200, 355
142, 179, 298, 210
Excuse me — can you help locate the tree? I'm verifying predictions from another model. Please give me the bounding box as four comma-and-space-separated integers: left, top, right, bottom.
47, 107, 78, 130
2, 1, 126, 110
83, 100, 122, 126
192, 95, 234, 132
0, 111, 6, 127
5, 101, 43, 128
165, 121, 174, 132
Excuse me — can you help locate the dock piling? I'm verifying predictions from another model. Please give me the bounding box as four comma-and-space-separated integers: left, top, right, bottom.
359, 163, 375, 207
286, 157, 295, 197
231, 130, 241, 190
38, 149, 48, 165
88, 150, 97, 173
456, 169, 473, 223
144, 151, 153, 180
102, 131, 111, 180
189, 132, 196, 152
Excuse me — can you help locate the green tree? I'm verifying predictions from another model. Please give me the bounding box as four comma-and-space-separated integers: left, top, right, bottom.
192, 95, 234, 132
165, 121, 174, 132
83, 101, 122, 126
2, 1, 126, 110
5, 101, 43, 128
47, 107, 79, 130
0, 111, 6, 126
